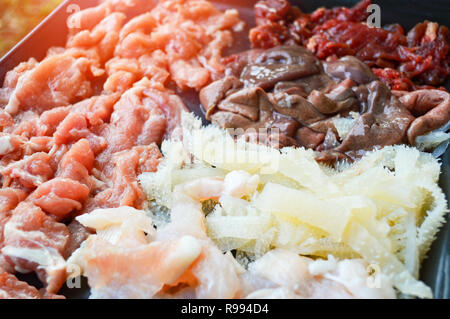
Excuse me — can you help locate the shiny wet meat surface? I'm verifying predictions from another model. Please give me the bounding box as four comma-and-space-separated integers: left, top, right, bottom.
0, 0, 244, 297
200, 44, 450, 163
250, 0, 450, 91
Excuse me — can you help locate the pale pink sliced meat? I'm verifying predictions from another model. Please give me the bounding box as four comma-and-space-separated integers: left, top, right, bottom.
5, 53, 96, 115
115, 30, 155, 59
32, 179, 89, 220
0, 188, 27, 213
67, 0, 157, 35
0, 133, 27, 160
118, 12, 156, 41
0, 58, 39, 109
104, 52, 170, 93
0, 272, 41, 299
71, 235, 201, 299
69, 207, 203, 299
0, 213, 13, 273
138, 51, 170, 84
70, 203, 242, 299
8, 95, 117, 155
1, 153, 54, 189
58, 139, 95, 188
0, 0, 241, 300
104, 70, 139, 93
54, 113, 92, 145
2, 202, 69, 293
33, 107, 71, 137
142, 87, 188, 139
170, 60, 210, 91
0, 189, 27, 273
54, 113, 107, 155
0, 266, 65, 299
2, 58, 39, 91
95, 79, 176, 170
0, 111, 14, 128
68, 13, 126, 63
91, 144, 161, 210
30, 140, 95, 219
71, 94, 120, 126
112, 0, 243, 90
60, 139, 95, 174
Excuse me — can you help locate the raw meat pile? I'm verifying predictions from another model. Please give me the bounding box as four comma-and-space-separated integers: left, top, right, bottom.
0, 0, 242, 298
201, 45, 450, 164
250, 0, 450, 91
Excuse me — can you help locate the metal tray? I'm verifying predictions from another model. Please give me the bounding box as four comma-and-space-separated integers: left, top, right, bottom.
0, 0, 448, 299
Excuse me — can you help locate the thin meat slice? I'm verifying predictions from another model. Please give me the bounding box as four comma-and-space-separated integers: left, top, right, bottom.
0, 188, 27, 272
68, 13, 126, 64
70, 234, 201, 299
69, 205, 241, 299
54, 113, 107, 155
0, 213, 13, 273
90, 144, 161, 210
2, 202, 70, 293
0, 188, 27, 213
31, 140, 94, 221
96, 78, 182, 172
113, 0, 244, 90
0, 58, 39, 110
0, 133, 27, 162
10, 94, 118, 154
67, 0, 157, 35
104, 52, 170, 93
4, 53, 96, 115
22, 107, 70, 138
0, 268, 65, 299
1, 153, 54, 189
142, 86, 188, 140
58, 139, 95, 188
1, 59, 39, 91
31, 178, 89, 219
104, 57, 142, 93
0, 271, 41, 299
71, 94, 120, 127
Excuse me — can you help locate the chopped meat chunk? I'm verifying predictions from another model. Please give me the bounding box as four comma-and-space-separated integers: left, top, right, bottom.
0, 0, 242, 296
2, 202, 69, 293
199, 44, 448, 163
0, 271, 41, 299
111, 0, 244, 91
4, 53, 96, 115
89, 144, 161, 211
250, 0, 450, 90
